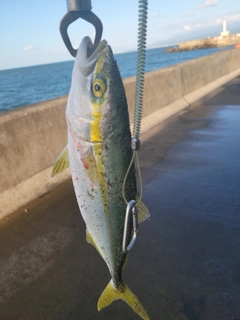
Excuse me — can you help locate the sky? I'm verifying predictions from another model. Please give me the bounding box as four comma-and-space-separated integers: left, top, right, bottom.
0, 0, 239, 70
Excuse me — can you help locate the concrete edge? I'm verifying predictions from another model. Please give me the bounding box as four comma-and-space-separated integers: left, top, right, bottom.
1, 67, 240, 219
0, 167, 71, 219
138, 67, 240, 136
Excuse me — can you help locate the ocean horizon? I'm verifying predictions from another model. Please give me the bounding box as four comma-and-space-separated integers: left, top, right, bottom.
0, 45, 233, 113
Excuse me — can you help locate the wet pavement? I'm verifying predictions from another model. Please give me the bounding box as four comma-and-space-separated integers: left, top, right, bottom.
0, 77, 240, 320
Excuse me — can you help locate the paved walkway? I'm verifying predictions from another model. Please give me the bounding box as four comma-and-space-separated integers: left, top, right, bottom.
0, 77, 240, 320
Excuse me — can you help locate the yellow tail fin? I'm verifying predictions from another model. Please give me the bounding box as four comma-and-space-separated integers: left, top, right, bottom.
97, 280, 150, 320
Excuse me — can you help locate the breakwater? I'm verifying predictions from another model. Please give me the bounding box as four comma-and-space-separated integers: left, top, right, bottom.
1, 48, 240, 219
179, 34, 240, 50
166, 34, 240, 52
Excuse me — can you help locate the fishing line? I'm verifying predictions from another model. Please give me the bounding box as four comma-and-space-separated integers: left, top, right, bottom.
122, 0, 148, 206
122, 151, 143, 206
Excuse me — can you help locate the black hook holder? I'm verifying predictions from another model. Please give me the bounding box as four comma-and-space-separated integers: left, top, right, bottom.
60, 0, 103, 57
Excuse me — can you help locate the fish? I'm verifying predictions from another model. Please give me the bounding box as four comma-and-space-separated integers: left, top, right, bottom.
52, 36, 150, 320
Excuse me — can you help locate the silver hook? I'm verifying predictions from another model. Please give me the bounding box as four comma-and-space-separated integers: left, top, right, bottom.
122, 200, 138, 253
59, 1, 103, 57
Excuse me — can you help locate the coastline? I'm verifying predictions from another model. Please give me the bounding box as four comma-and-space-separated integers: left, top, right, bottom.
165, 33, 240, 53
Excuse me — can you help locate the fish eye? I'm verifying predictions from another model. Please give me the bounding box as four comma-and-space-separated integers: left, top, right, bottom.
94, 84, 101, 92
91, 79, 105, 98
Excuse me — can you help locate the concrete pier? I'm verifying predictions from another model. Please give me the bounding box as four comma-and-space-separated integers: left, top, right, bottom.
0, 76, 239, 319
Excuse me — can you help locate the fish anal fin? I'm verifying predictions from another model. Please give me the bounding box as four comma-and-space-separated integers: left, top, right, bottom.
86, 230, 96, 247
98, 280, 150, 320
86, 230, 102, 255
51, 145, 69, 177
136, 195, 150, 223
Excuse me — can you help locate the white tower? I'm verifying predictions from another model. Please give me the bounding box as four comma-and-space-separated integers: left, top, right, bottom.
220, 19, 229, 37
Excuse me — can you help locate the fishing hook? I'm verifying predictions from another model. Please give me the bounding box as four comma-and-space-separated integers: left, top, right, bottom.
60, 0, 103, 57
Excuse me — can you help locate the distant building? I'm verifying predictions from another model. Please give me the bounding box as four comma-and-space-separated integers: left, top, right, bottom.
169, 18, 239, 53
220, 19, 229, 37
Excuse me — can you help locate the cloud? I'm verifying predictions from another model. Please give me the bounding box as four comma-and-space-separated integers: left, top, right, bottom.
23, 46, 33, 51
181, 12, 240, 33
227, 12, 240, 22
55, 46, 68, 53
153, 12, 159, 18
184, 25, 192, 31
204, 13, 240, 27
195, 0, 219, 9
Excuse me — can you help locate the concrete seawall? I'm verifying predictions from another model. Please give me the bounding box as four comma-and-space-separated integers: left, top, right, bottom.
1, 48, 240, 218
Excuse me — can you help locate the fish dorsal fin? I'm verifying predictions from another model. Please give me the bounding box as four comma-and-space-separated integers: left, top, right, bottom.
136, 195, 150, 223
51, 145, 69, 177
122, 254, 129, 271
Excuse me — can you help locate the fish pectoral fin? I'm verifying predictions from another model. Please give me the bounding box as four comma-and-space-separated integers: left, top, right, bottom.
98, 280, 150, 320
51, 145, 69, 177
136, 195, 150, 223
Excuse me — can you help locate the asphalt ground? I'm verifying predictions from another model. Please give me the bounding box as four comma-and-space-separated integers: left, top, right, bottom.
0, 77, 240, 320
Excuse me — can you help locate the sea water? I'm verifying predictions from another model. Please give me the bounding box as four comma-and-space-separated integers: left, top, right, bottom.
0, 46, 232, 113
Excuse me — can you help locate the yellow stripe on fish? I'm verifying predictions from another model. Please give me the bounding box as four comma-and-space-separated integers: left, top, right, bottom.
90, 97, 110, 211
90, 102, 103, 143
90, 56, 109, 212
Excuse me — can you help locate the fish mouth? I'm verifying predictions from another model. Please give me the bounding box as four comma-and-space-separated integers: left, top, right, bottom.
78, 37, 108, 77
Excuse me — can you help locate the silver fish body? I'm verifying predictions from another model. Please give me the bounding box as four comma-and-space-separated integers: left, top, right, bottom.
52, 37, 150, 320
